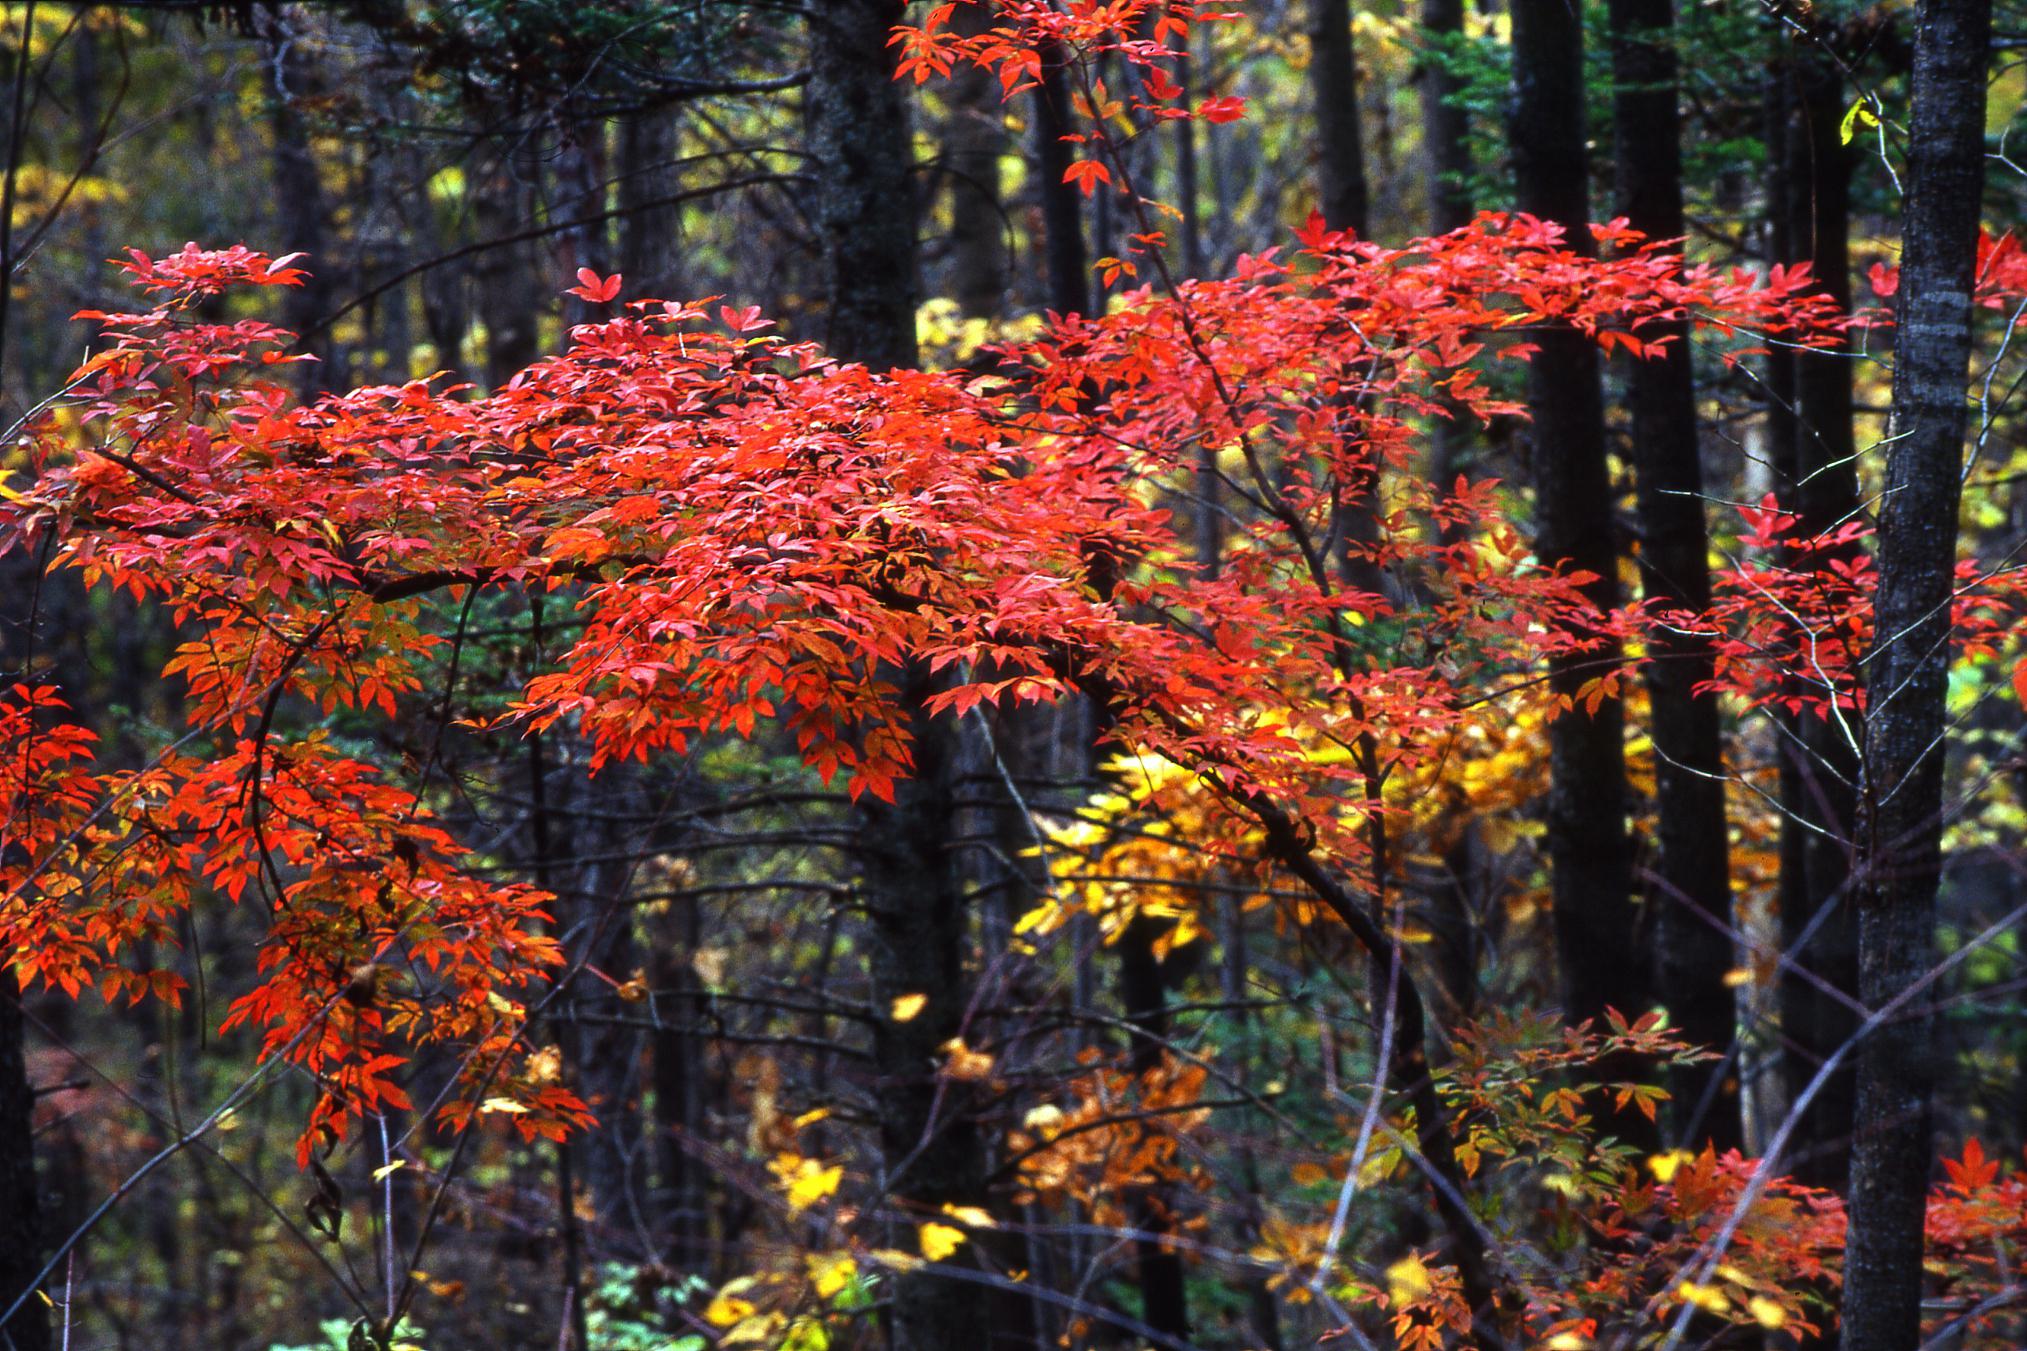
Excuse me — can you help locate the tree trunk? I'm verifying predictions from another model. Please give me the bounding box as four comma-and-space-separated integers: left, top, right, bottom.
476, 151, 540, 389
808, 11, 988, 1349
0, 970, 50, 1351
943, 0, 1007, 318
1608, 0, 1741, 1153
863, 668, 985, 1351
262, 7, 339, 394
1775, 35, 1864, 1193
1116, 916, 1190, 1342
1509, 0, 1654, 1147
806, 0, 918, 370
1034, 42, 1088, 318
1311, 0, 1369, 235
1843, 6, 1989, 1350
1421, 0, 1473, 235
617, 106, 685, 302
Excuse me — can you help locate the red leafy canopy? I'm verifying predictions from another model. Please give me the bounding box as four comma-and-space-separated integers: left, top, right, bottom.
0, 216, 1837, 1164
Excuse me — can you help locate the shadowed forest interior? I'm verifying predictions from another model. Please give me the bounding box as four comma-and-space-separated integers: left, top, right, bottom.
1, 2, 2026, 1350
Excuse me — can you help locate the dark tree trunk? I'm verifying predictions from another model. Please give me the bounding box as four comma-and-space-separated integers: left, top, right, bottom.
943, 0, 1007, 318
806, 0, 918, 370
1311, 0, 1369, 234
1843, 6, 1989, 1350
808, 12, 986, 1349
263, 8, 338, 393
1033, 43, 1088, 318
1117, 916, 1189, 1343
476, 153, 541, 389
1509, 0, 1653, 1147
0, 970, 50, 1351
556, 119, 612, 331
1420, 0, 1474, 235
1775, 36, 1864, 1193
863, 668, 985, 1351
618, 107, 685, 302
652, 897, 710, 1272
1608, 0, 1741, 1153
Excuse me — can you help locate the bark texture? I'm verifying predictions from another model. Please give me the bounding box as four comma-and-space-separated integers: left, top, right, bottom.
1311, 0, 1369, 234
0, 970, 49, 1351
1420, 0, 1473, 234
1509, 0, 1651, 1148
1608, 0, 1741, 1153
1775, 38, 1865, 1191
1843, 5, 1989, 1349
807, 0, 919, 370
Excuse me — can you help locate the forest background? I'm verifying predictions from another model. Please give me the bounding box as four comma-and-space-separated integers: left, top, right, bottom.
0, 2, 2024, 1351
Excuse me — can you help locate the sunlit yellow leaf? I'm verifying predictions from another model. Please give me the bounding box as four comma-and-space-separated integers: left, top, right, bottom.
1647, 1149, 1695, 1183
1385, 1254, 1433, 1305
1675, 1281, 1730, 1313
1022, 1103, 1065, 1136
941, 1203, 994, 1228
704, 1293, 756, 1327
1748, 1296, 1787, 1329
807, 1253, 857, 1300
771, 1154, 844, 1213
890, 992, 928, 1022
919, 1222, 967, 1261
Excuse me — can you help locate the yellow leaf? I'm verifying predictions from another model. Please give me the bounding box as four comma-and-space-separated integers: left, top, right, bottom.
1675, 1281, 1730, 1314
1385, 1254, 1433, 1304
371, 1160, 408, 1182
771, 1154, 843, 1213
890, 992, 928, 1022
1022, 1103, 1065, 1136
781, 1318, 831, 1351
808, 1252, 857, 1300
704, 1293, 756, 1327
1748, 1296, 1787, 1329
1647, 1149, 1695, 1183
941, 1203, 995, 1228
478, 1097, 529, 1115
919, 1222, 968, 1261
941, 1038, 995, 1080
1840, 98, 1880, 145
792, 1107, 832, 1130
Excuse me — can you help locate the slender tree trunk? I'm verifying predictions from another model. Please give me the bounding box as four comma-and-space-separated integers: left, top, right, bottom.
1843, 6, 1989, 1349
807, 0, 918, 370
1509, 0, 1654, 1148
1608, 0, 1741, 1153
0, 970, 50, 1351
262, 7, 338, 393
943, 0, 1007, 318
863, 667, 984, 1351
1311, 0, 1369, 235
476, 151, 540, 389
1776, 36, 1864, 1192
1034, 45, 1088, 318
652, 897, 709, 1272
809, 11, 988, 1349
618, 107, 685, 302
1421, 0, 1474, 235
1116, 917, 1189, 1341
